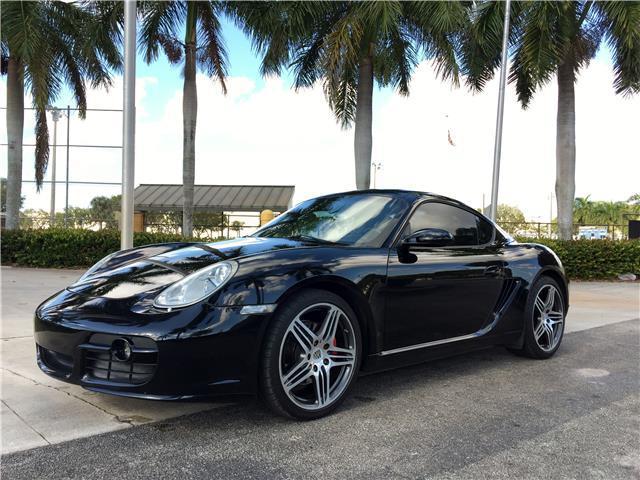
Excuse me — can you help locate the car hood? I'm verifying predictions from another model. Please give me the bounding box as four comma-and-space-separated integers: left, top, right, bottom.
67, 236, 307, 299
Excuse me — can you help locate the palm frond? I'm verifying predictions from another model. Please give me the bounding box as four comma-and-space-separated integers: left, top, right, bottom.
319, 7, 363, 91
227, 1, 328, 77
197, 1, 228, 93
34, 107, 49, 191
290, 6, 347, 90
360, 1, 403, 37
374, 23, 416, 95
404, 0, 468, 86
460, 0, 525, 93
592, 0, 640, 95
76, 1, 123, 75
508, 49, 536, 108
139, 1, 185, 64
323, 56, 357, 129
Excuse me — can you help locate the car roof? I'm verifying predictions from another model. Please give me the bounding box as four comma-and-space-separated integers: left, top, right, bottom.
315, 189, 466, 206
311, 189, 499, 227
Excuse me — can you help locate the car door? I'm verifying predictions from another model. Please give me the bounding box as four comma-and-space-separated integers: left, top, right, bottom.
383, 201, 506, 352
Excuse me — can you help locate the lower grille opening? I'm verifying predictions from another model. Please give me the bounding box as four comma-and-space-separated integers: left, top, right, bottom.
81, 334, 158, 386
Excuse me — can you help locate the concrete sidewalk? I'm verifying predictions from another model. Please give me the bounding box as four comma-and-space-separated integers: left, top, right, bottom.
1, 267, 222, 455
1, 266, 638, 455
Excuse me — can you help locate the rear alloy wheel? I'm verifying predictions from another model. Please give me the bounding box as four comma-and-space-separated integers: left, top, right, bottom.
532, 284, 565, 353
512, 277, 566, 359
260, 290, 361, 419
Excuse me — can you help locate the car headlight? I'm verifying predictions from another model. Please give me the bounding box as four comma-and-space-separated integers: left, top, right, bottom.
77, 251, 119, 283
154, 261, 238, 309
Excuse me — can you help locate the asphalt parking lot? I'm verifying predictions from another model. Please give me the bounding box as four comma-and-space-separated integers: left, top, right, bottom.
1, 266, 639, 479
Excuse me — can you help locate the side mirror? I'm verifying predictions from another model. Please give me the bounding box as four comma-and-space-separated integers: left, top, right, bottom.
402, 228, 454, 248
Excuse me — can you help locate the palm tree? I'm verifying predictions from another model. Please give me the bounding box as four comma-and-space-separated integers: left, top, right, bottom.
573, 195, 592, 224
230, 2, 467, 189
463, 1, 640, 240
1, 1, 121, 230
139, 1, 228, 237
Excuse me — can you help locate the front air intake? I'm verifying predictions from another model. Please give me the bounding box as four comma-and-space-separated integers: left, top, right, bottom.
80, 334, 158, 386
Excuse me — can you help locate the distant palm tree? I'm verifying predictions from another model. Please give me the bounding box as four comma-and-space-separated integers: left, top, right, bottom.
231, 1, 467, 189
139, 1, 228, 237
573, 196, 592, 224
1, 1, 121, 229
463, 1, 640, 240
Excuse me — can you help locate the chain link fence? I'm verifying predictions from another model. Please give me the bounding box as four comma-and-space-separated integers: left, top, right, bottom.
17, 211, 262, 239
499, 222, 631, 240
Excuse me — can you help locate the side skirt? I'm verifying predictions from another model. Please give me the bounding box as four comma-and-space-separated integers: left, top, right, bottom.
360, 331, 521, 374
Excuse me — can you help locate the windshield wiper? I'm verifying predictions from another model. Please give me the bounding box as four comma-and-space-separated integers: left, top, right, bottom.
289, 234, 348, 246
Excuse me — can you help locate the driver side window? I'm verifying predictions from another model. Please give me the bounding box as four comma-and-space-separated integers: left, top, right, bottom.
403, 202, 494, 246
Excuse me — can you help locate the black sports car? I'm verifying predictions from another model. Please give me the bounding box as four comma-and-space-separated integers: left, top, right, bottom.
35, 190, 568, 419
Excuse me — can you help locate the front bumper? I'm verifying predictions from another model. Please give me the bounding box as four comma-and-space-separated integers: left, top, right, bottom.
34, 300, 270, 399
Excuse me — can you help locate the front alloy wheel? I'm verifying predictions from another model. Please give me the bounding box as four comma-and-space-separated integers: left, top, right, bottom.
260, 290, 361, 419
279, 303, 356, 410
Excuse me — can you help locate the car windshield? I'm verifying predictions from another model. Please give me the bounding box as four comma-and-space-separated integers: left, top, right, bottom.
253, 193, 408, 247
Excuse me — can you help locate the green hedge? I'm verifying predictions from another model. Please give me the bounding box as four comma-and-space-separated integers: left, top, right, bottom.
1, 229, 638, 279
519, 238, 640, 280
0, 229, 220, 269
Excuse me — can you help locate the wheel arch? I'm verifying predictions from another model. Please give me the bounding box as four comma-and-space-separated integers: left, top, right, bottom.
534, 267, 569, 309
508, 266, 569, 351
265, 275, 376, 363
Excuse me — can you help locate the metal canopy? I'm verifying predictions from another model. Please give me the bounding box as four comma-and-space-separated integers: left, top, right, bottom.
134, 184, 295, 213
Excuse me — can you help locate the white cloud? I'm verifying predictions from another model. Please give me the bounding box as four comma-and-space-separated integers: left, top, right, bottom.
2, 58, 638, 221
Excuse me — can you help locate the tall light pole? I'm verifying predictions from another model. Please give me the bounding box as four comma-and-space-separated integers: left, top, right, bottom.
64, 105, 71, 226
489, 0, 511, 221
371, 161, 383, 188
121, 0, 136, 250
48, 106, 64, 225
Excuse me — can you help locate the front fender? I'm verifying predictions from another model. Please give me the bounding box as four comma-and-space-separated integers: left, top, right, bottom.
213, 246, 389, 361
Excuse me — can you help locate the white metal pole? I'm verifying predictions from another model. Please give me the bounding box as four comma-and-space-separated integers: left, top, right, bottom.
49, 110, 58, 225
121, 0, 136, 250
489, 0, 511, 221
64, 105, 70, 226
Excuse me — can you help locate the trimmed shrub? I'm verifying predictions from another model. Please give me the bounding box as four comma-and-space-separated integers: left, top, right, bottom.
1, 229, 638, 279
519, 238, 640, 280
0, 229, 220, 269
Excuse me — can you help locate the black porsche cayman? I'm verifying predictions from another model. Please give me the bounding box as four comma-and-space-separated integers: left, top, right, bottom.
35, 190, 568, 419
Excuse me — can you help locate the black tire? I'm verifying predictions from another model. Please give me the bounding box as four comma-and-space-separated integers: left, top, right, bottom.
509, 276, 566, 359
260, 289, 362, 420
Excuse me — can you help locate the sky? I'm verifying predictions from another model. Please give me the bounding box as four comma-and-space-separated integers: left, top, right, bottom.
1, 18, 639, 222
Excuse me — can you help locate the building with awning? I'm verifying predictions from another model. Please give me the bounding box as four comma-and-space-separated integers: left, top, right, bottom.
132, 184, 295, 236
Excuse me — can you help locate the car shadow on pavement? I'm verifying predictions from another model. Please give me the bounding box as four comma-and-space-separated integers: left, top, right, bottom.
149, 341, 576, 431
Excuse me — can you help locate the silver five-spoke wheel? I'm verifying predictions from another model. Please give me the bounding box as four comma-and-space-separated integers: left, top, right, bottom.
532, 284, 564, 352
278, 303, 356, 411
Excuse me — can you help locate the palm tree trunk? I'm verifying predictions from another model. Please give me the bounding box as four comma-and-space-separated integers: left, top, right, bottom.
555, 53, 576, 240
182, 42, 197, 237
5, 58, 24, 230
354, 54, 373, 190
